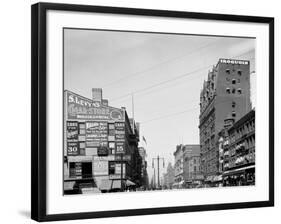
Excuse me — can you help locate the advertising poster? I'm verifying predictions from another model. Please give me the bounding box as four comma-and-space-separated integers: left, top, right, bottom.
67, 121, 79, 155
115, 122, 125, 142
67, 121, 78, 140
86, 121, 108, 148
93, 157, 110, 176
116, 142, 125, 154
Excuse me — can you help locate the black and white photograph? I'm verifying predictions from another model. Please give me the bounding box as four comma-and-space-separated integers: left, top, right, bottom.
30, 2, 274, 221
63, 28, 256, 195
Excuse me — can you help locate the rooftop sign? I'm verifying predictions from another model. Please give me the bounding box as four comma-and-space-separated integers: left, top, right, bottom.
219, 59, 249, 65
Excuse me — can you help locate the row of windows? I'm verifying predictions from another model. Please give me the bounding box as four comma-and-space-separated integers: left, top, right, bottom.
226, 87, 242, 94
226, 78, 241, 84
226, 69, 243, 76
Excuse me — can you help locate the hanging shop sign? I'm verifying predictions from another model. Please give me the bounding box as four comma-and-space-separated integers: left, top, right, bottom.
66, 91, 125, 121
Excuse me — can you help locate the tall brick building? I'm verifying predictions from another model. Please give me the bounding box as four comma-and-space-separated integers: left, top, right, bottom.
199, 59, 251, 184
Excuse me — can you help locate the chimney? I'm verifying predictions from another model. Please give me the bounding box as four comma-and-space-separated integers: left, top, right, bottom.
92, 88, 102, 102
102, 99, 108, 106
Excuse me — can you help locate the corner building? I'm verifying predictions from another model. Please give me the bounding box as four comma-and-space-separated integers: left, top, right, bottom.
63, 88, 140, 194
199, 59, 251, 184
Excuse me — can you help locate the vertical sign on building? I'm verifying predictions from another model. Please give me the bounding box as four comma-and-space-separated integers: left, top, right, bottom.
115, 122, 125, 154
67, 121, 79, 155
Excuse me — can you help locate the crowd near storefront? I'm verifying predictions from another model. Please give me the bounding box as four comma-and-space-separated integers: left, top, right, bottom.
63, 88, 148, 194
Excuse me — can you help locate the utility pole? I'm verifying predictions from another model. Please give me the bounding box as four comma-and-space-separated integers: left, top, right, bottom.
120, 154, 123, 191
152, 156, 165, 189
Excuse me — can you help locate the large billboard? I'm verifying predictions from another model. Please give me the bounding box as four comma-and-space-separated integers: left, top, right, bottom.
66, 91, 125, 121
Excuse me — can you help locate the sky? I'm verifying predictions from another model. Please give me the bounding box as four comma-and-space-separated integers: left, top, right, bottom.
64, 28, 256, 183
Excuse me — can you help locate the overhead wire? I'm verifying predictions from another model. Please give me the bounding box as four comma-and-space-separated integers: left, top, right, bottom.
110, 52, 255, 102
102, 39, 222, 89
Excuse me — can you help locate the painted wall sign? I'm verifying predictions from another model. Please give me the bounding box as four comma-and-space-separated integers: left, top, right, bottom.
67, 142, 79, 156
67, 121, 78, 140
115, 122, 125, 142
93, 156, 114, 176
66, 91, 125, 121
67, 121, 79, 155
86, 121, 108, 148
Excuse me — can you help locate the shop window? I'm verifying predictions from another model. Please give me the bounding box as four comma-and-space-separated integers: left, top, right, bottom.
226, 88, 230, 94
237, 88, 242, 94
109, 142, 115, 154
69, 162, 76, 178
109, 162, 115, 175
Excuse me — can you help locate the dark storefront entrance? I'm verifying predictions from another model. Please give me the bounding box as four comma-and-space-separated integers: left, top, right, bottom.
82, 162, 92, 178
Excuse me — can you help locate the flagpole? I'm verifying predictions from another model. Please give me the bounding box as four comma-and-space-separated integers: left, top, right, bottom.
132, 93, 135, 134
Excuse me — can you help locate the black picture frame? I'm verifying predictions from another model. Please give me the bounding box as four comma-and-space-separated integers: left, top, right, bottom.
31, 2, 274, 222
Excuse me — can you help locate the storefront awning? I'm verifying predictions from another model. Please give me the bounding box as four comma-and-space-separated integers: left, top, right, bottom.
126, 180, 136, 186
99, 179, 112, 191
223, 165, 255, 176
64, 181, 75, 190
112, 180, 122, 189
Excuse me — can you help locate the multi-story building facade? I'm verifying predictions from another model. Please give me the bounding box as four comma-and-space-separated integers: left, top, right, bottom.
183, 145, 203, 187
163, 162, 175, 189
199, 59, 251, 184
222, 109, 255, 186
138, 146, 149, 189
63, 88, 141, 194
173, 144, 185, 188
